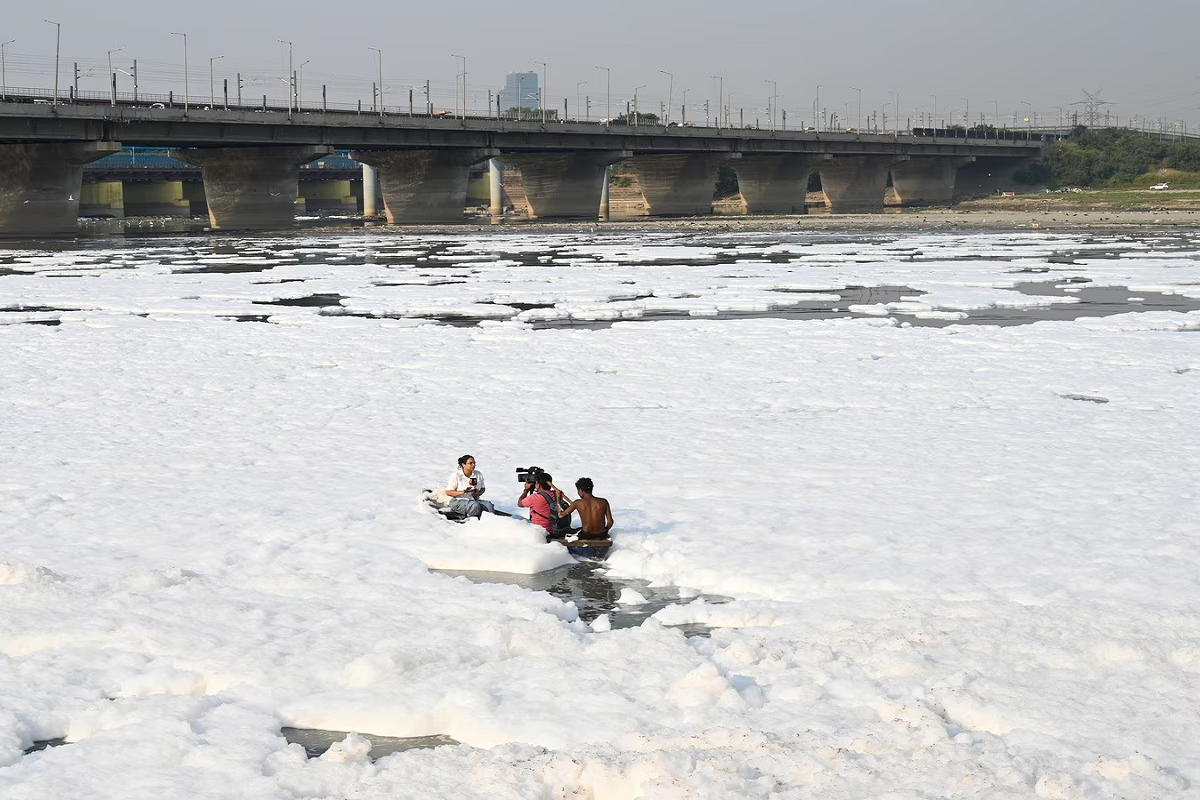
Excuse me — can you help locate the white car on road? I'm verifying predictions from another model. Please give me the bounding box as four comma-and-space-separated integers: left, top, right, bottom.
1149, 182, 1169, 190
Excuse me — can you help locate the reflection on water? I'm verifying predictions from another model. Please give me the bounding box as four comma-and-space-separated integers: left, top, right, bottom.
439, 562, 730, 636
281, 727, 457, 760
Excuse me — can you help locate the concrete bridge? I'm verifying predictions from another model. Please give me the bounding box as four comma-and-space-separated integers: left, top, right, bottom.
0, 102, 1045, 236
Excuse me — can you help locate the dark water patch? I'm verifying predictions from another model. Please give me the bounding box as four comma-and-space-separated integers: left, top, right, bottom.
173, 263, 277, 275
221, 314, 274, 323
0, 305, 79, 313
281, 727, 457, 760
1059, 393, 1110, 404
24, 738, 67, 755
253, 293, 346, 308
440, 562, 730, 635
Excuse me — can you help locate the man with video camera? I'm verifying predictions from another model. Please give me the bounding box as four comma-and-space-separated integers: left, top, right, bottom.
517, 467, 567, 541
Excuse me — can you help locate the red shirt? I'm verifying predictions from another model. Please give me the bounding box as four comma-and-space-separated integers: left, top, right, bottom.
519, 491, 554, 533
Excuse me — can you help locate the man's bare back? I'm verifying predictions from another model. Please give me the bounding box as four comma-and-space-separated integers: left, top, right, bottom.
563, 478, 613, 539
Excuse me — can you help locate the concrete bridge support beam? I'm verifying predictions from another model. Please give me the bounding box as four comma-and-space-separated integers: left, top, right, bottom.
80, 181, 125, 219
818, 156, 895, 213
362, 164, 380, 217
488, 158, 504, 218
0, 141, 121, 236
954, 157, 1041, 198
123, 180, 192, 217
503, 150, 630, 219
890, 157, 973, 206
734, 155, 814, 215
174, 146, 332, 230
631, 153, 736, 216
351, 148, 497, 224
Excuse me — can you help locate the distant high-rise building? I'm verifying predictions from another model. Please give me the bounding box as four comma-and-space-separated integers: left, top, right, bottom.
501, 72, 540, 113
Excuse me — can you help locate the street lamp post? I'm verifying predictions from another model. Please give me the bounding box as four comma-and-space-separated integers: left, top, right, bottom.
209, 54, 223, 107
535, 60, 546, 123
710, 74, 723, 130
681, 87, 689, 125
296, 59, 310, 110
170, 31, 188, 113
0, 40, 12, 102
850, 85, 861, 131
633, 84, 646, 126
107, 47, 123, 106
575, 80, 587, 121
44, 20, 60, 106
659, 70, 673, 125
450, 53, 466, 118
930, 94, 938, 127
367, 47, 383, 119
814, 85, 822, 130
277, 39, 293, 114
765, 79, 777, 131
594, 65, 610, 122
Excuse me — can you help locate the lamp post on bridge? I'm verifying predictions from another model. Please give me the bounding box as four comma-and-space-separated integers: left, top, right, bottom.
659, 70, 673, 126
367, 47, 383, 119
849, 86, 861, 131
296, 59, 309, 111
575, 80, 587, 121
0, 40, 12, 102
450, 53, 466, 118
633, 84, 646, 126
710, 74, 723, 130
106, 47, 123, 106
534, 60, 546, 123
277, 39, 293, 115
765, 79, 777, 131
209, 54, 223, 108
170, 31, 188, 113
681, 87, 690, 125
44, 20, 60, 106
594, 65, 610, 123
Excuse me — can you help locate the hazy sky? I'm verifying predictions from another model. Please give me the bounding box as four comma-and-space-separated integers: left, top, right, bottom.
6, 0, 1198, 131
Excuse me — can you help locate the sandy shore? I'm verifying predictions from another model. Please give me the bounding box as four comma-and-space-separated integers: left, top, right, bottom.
89, 207, 1200, 240
449, 207, 1200, 235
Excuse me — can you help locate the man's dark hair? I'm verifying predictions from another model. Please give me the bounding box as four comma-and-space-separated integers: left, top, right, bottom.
458, 454, 473, 467
575, 477, 594, 494
536, 474, 553, 490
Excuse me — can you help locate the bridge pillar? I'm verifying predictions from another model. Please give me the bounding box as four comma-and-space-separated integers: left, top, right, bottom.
890, 157, 973, 206
351, 148, 497, 224
0, 142, 121, 236
123, 181, 192, 217
817, 156, 895, 213
734, 155, 814, 215
631, 153, 736, 216
503, 151, 630, 219
301, 180, 358, 213
362, 164, 380, 217
174, 146, 332, 230
488, 158, 503, 218
80, 181, 125, 218
954, 157, 1041, 198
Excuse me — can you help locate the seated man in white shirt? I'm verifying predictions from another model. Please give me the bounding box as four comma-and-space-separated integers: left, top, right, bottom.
445, 454, 496, 518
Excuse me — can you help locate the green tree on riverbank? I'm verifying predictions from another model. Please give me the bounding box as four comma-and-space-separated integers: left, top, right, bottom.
1025, 128, 1200, 187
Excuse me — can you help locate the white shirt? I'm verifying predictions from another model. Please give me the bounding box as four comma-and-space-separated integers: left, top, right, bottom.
446, 469, 485, 497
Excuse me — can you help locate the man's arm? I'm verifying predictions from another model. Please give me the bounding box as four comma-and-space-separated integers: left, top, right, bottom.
602, 499, 614, 533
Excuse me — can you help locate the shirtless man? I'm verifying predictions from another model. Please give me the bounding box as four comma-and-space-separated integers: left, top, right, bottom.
560, 477, 614, 540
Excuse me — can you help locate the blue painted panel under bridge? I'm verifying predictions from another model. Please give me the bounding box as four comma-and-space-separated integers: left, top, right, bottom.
83, 148, 362, 182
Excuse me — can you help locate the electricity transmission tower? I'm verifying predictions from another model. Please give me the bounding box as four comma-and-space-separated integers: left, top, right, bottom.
1070, 89, 1112, 128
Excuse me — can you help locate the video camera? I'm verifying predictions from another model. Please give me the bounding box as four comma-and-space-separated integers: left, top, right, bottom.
516, 466, 545, 484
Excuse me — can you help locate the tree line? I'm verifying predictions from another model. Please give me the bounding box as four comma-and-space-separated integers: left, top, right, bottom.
1019, 127, 1200, 187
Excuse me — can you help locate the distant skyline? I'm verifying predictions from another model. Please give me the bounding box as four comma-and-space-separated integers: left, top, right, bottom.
4, 0, 1198, 130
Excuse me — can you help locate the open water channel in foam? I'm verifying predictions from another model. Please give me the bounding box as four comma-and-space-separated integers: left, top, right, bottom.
2, 227, 1198, 329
